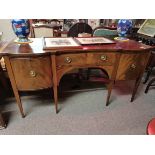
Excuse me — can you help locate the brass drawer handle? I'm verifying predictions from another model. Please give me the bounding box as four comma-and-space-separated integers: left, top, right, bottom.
100, 55, 107, 61
131, 64, 136, 69
65, 57, 72, 64
29, 70, 37, 77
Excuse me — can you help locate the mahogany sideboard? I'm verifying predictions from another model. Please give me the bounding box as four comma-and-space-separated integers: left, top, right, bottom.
0, 38, 152, 117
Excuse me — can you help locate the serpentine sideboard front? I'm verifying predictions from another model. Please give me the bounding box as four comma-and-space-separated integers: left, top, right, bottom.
0, 38, 152, 117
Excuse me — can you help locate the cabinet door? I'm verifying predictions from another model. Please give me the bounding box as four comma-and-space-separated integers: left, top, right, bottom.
10, 56, 53, 91
116, 53, 149, 80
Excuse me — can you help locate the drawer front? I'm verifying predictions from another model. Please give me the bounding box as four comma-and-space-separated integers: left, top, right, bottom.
116, 53, 147, 80
56, 52, 116, 67
56, 53, 87, 66
87, 52, 116, 66
10, 56, 52, 90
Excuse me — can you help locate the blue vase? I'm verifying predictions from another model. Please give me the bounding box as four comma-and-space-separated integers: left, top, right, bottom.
117, 19, 133, 37
11, 19, 32, 43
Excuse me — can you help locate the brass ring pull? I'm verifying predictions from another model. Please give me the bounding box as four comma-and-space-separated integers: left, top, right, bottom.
29, 70, 36, 77
65, 57, 72, 64
100, 55, 107, 61
131, 64, 136, 69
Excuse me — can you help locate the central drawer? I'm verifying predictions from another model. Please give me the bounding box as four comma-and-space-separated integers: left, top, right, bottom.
87, 52, 116, 66
56, 53, 87, 66
56, 52, 116, 67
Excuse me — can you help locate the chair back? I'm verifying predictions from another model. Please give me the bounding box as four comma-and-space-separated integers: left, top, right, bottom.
32, 25, 54, 38
67, 22, 93, 37
93, 27, 118, 39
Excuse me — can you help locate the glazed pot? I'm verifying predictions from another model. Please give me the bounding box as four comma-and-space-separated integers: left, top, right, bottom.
117, 19, 133, 37
11, 19, 31, 43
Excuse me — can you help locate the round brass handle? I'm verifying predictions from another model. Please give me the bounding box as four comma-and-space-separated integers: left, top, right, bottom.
29, 70, 36, 77
131, 64, 136, 69
65, 57, 72, 64
100, 55, 107, 61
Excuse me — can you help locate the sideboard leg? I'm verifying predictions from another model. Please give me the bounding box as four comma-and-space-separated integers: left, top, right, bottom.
14, 91, 25, 118
4, 56, 25, 118
130, 76, 141, 102
51, 55, 59, 114
53, 85, 58, 113
106, 80, 114, 106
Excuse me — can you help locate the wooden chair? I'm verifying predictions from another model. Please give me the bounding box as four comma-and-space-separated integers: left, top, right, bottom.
92, 26, 117, 38
67, 22, 93, 37
30, 19, 62, 38
31, 24, 54, 38
143, 51, 155, 84
3, 53, 58, 117
144, 51, 155, 94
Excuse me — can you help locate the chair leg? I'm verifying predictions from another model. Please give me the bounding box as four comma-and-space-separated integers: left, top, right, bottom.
86, 68, 91, 80
145, 78, 155, 94
143, 67, 153, 84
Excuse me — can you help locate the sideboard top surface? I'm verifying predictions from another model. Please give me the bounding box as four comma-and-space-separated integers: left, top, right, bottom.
0, 38, 153, 56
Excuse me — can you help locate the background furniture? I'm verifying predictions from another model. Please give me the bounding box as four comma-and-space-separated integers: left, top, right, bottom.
0, 38, 152, 114
67, 22, 93, 37
93, 26, 117, 38
53, 29, 68, 37
144, 51, 155, 94
147, 118, 155, 135
0, 60, 9, 99
0, 113, 6, 129
144, 76, 155, 93
143, 51, 155, 84
30, 19, 62, 38
0, 41, 10, 99
3, 52, 57, 117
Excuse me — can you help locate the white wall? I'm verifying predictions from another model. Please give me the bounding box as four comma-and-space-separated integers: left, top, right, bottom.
0, 19, 16, 41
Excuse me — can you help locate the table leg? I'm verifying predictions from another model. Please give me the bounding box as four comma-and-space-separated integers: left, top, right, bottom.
106, 80, 114, 106
4, 56, 25, 118
53, 85, 58, 113
51, 55, 59, 113
130, 75, 142, 102
0, 113, 6, 129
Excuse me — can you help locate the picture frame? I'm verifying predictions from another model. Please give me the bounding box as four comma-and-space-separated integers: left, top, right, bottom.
43, 37, 80, 50
138, 19, 155, 37
75, 37, 115, 45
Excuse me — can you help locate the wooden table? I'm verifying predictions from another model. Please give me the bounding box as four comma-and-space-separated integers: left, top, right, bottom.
53, 29, 68, 37
0, 38, 153, 116
0, 113, 6, 129
0, 41, 8, 128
